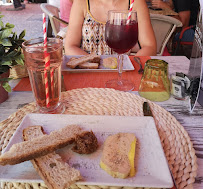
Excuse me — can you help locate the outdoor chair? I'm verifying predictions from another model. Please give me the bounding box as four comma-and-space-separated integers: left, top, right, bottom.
172, 25, 195, 56
150, 14, 182, 56
130, 14, 182, 56
173, 8, 201, 58
40, 3, 69, 38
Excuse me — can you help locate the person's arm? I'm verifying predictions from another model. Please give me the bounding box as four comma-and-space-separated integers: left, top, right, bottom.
151, 0, 173, 10
174, 0, 191, 28
65, 0, 89, 55
167, 0, 174, 9
132, 0, 157, 56
177, 11, 190, 28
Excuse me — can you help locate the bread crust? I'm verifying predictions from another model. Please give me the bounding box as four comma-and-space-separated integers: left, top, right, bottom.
66, 54, 100, 68
78, 62, 99, 69
0, 125, 85, 165
23, 125, 81, 189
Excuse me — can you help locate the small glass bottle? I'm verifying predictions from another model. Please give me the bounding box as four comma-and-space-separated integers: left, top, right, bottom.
138, 59, 170, 102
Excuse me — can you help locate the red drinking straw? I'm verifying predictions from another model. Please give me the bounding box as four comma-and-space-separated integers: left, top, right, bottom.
127, 0, 135, 24
51, 67, 54, 98
43, 13, 50, 108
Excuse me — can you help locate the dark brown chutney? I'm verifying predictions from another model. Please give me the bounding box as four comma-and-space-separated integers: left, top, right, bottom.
72, 131, 98, 154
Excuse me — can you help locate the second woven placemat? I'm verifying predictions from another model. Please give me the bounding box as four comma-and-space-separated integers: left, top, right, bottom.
0, 88, 197, 189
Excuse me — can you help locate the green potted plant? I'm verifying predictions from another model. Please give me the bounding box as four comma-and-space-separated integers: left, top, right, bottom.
0, 13, 26, 103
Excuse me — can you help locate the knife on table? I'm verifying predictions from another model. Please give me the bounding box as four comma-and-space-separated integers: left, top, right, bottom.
143, 101, 178, 189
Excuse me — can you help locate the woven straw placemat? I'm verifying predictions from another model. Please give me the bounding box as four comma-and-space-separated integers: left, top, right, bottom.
0, 88, 197, 189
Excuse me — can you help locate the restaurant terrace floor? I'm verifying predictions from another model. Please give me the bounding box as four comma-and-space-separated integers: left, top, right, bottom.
0, 2, 44, 40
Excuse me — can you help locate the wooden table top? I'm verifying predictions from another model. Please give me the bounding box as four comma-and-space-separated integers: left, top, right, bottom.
0, 56, 203, 189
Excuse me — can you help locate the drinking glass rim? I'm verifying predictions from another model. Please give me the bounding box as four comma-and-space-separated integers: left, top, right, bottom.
145, 59, 168, 69
146, 59, 168, 66
22, 37, 63, 49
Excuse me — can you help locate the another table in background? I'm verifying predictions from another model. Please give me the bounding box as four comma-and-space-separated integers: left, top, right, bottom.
149, 8, 178, 16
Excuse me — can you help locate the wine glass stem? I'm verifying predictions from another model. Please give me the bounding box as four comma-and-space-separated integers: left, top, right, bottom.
117, 54, 124, 85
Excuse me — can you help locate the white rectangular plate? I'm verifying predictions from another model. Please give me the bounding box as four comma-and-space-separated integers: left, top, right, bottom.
62, 55, 134, 72
0, 114, 173, 188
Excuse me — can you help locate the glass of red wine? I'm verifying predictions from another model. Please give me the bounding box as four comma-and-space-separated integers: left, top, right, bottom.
105, 10, 138, 91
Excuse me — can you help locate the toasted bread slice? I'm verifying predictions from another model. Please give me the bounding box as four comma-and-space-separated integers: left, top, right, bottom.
23, 126, 81, 189
78, 62, 99, 69
66, 54, 100, 68
91, 56, 101, 63
0, 125, 85, 165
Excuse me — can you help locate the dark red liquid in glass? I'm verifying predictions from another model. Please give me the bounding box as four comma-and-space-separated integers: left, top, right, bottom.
105, 20, 138, 54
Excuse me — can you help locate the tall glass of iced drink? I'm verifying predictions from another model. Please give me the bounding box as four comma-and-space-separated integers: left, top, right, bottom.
22, 38, 64, 114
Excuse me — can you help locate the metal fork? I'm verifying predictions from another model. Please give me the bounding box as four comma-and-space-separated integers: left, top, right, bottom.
133, 57, 144, 74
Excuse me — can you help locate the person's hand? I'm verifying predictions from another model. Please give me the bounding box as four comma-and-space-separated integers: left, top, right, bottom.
151, 0, 165, 9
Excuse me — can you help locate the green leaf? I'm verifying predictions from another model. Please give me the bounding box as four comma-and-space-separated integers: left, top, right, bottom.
0, 45, 4, 55
15, 57, 24, 65
7, 78, 13, 82
0, 77, 12, 82
19, 30, 26, 39
0, 20, 3, 28
0, 31, 3, 39
6, 50, 19, 57
0, 13, 25, 75
13, 32, 17, 40
20, 53, 24, 60
1, 29, 12, 39
2, 82, 11, 92
1, 60, 12, 65
0, 65, 10, 73
15, 39, 24, 46
2, 38, 12, 46
5, 23, 14, 29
